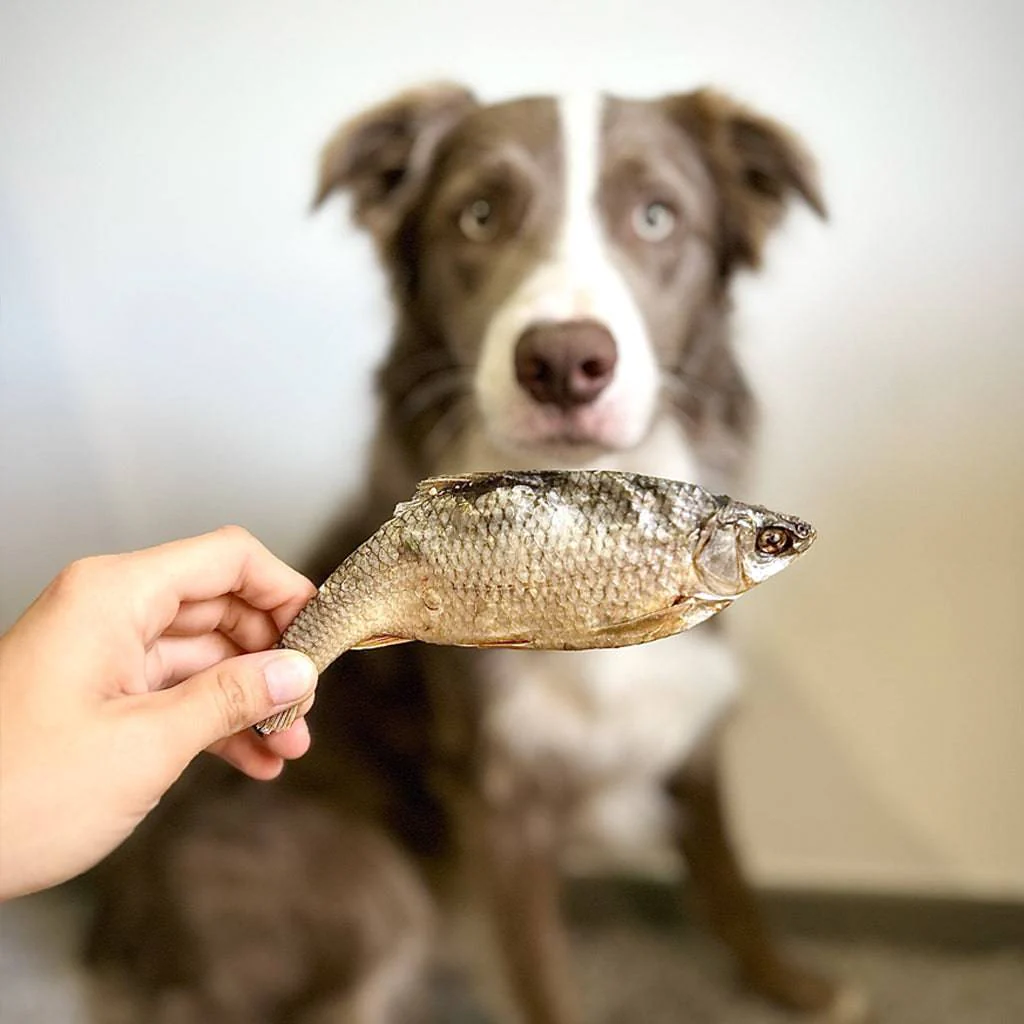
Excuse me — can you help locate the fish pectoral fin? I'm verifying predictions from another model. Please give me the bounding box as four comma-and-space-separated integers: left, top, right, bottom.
671, 596, 734, 630
587, 597, 733, 648
587, 607, 680, 647
465, 636, 534, 649
350, 633, 413, 650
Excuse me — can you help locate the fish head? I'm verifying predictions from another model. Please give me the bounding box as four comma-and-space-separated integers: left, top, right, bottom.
694, 500, 816, 597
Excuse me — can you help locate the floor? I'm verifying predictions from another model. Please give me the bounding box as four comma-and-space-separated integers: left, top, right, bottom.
2, 885, 1022, 1023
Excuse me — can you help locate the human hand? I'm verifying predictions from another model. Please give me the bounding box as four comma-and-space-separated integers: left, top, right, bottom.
0, 526, 319, 901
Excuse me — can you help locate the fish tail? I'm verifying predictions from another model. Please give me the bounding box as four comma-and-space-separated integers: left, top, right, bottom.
252, 696, 303, 736
251, 548, 388, 736
251, 635, 308, 736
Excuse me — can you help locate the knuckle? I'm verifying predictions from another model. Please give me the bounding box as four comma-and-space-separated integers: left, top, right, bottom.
219, 595, 245, 635
210, 666, 254, 733
215, 523, 254, 545
49, 555, 107, 598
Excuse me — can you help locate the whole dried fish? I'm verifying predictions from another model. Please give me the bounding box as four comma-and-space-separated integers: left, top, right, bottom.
255, 470, 815, 735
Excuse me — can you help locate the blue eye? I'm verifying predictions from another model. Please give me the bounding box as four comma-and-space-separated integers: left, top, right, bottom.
459, 198, 498, 241
631, 200, 676, 242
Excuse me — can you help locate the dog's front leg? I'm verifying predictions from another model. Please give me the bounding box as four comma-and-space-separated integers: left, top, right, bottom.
668, 733, 868, 1022
458, 776, 581, 1024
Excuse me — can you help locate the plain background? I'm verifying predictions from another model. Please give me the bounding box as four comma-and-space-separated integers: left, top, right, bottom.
2, 0, 1022, 899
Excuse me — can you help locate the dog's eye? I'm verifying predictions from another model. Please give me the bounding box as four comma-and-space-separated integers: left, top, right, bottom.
631, 201, 676, 242
755, 526, 794, 557
459, 199, 499, 242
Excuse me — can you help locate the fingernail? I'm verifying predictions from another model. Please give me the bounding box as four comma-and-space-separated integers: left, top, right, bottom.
264, 652, 317, 705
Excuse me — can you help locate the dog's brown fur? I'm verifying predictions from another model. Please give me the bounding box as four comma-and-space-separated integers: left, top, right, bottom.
85, 84, 862, 1024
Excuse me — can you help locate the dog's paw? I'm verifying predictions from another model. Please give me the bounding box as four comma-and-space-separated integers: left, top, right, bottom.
815, 982, 873, 1024
743, 961, 872, 1023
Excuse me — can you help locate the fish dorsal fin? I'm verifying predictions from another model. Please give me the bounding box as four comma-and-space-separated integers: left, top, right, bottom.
412, 473, 497, 498
391, 474, 497, 520
410, 471, 555, 502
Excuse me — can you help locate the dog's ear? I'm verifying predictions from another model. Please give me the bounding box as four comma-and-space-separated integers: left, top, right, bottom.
313, 82, 478, 242
666, 89, 826, 277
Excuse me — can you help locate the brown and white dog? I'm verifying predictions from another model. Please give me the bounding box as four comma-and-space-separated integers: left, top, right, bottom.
87, 83, 865, 1023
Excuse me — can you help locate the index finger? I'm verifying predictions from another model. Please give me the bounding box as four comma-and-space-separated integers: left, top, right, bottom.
122, 526, 317, 642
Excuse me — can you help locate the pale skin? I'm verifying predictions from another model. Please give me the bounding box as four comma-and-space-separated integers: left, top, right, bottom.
0, 526, 320, 902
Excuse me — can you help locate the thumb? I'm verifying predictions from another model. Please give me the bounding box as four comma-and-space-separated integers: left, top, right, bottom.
156, 649, 318, 757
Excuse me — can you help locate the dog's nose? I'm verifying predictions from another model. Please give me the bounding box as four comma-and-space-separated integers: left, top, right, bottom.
514, 320, 618, 409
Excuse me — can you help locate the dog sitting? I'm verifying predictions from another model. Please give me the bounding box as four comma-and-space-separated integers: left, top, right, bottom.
86, 82, 866, 1023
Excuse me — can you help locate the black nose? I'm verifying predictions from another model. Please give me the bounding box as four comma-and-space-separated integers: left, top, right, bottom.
514, 320, 618, 409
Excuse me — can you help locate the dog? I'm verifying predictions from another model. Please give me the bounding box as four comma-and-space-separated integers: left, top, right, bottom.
86, 82, 866, 1023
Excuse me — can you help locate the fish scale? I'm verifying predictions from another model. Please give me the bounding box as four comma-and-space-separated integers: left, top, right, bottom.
254, 470, 816, 736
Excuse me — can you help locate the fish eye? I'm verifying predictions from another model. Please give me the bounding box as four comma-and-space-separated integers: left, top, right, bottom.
459, 198, 499, 241
755, 526, 794, 556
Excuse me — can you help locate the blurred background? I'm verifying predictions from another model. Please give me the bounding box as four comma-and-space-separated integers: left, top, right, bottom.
1, 0, 1022, 1018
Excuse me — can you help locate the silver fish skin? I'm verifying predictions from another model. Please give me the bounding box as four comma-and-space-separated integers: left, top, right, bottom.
255, 470, 815, 735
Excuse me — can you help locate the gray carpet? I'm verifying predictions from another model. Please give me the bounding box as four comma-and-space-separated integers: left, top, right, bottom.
571, 923, 1024, 1024
2, 887, 1022, 1023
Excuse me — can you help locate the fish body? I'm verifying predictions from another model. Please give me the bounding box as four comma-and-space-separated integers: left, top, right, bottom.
255, 470, 815, 735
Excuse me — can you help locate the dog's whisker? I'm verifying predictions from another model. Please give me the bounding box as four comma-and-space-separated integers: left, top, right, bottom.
658, 368, 720, 402
422, 395, 474, 465
658, 373, 719, 433
657, 392, 699, 433
389, 350, 464, 395
398, 368, 473, 424
660, 380, 704, 421
395, 347, 461, 377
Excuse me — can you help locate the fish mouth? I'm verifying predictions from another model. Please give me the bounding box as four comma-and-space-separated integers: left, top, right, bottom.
794, 518, 817, 545
792, 524, 817, 553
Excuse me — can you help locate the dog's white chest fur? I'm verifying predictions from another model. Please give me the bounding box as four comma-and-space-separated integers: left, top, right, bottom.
482, 632, 739, 875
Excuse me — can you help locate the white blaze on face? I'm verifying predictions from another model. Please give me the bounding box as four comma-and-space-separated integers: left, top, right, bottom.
474, 91, 660, 456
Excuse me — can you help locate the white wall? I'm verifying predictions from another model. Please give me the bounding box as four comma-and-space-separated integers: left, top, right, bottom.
2, 0, 1022, 897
